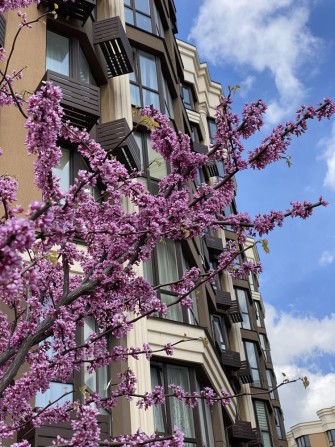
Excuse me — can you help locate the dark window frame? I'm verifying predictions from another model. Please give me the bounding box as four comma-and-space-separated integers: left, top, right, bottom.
182, 83, 195, 110
124, 0, 165, 36
296, 435, 311, 447
235, 288, 252, 330
244, 341, 262, 388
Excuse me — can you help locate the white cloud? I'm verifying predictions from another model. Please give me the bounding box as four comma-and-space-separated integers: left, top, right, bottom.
189, 0, 321, 123
239, 75, 256, 97
319, 251, 334, 267
265, 304, 335, 429
319, 122, 335, 190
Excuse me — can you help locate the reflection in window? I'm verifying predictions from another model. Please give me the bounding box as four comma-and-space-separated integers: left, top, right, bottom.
254, 400, 274, 447
36, 382, 74, 408
266, 369, 275, 399
46, 31, 69, 76
124, 0, 164, 36
151, 364, 214, 446
213, 315, 228, 351
296, 435, 311, 447
208, 119, 217, 144
134, 132, 167, 180
236, 288, 251, 330
327, 430, 335, 447
245, 341, 261, 387
274, 407, 284, 439
130, 50, 174, 117
182, 84, 194, 110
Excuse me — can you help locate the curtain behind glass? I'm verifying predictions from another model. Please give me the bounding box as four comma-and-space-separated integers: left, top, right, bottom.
167, 366, 195, 439
46, 31, 70, 76
156, 240, 178, 284
151, 367, 165, 433
139, 52, 158, 90
53, 148, 70, 192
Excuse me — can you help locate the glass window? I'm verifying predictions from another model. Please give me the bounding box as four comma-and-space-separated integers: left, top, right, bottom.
259, 333, 271, 363
125, 0, 164, 36
213, 315, 228, 351
36, 382, 74, 408
46, 31, 70, 76
150, 364, 214, 446
245, 341, 261, 387
274, 407, 283, 439
327, 430, 335, 446
254, 301, 264, 327
130, 49, 174, 117
53, 148, 70, 192
236, 288, 252, 330
208, 119, 217, 144
182, 85, 194, 110
296, 435, 311, 447
255, 400, 274, 447
46, 30, 95, 85
266, 369, 275, 399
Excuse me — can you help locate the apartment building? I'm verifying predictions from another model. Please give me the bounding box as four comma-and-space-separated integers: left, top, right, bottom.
287, 407, 335, 447
0, 1, 287, 446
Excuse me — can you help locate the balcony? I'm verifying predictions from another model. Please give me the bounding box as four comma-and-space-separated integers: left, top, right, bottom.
228, 300, 243, 323
249, 428, 264, 447
227, 420, 254, 442
0, 14, 5, 48
192, 141, 208, 154
18, 414, 110, 446
215, 290, 232, 311
221, 349, 241, 371
39, 0, 96, 25
204, 234, 224, 253
206, 160, 220, 177
237, 360, 253, 384
93, 17, 133, 77
39, 71, 100, 130
96, 118, 141, 173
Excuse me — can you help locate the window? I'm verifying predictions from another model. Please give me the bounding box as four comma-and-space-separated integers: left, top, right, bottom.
124, 0, 164, 36
182, 84, 194, 110
236, 288, 252, 330
259, 333, 271, 363
151, 363, 215, 446
46, 30, 95, 84
244, 341, 261, 387
327, 429, 335, 446
52, 147, 100, 198
130, 49, 174, 118
212, 315, 229, 351
36, 382, 74, 408
190, 123, 200, 143
144, 240, 199, 325
207, 119, 217, 144
266, 369, 276, 400
296, 435, 311, 447
254, 400, 274, 447
274, 407, 284, 440
254, 301, 264, 327
134, 131, 167, 180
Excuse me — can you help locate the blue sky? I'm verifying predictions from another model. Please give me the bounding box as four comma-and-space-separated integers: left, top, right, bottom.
175, 0, 335, 430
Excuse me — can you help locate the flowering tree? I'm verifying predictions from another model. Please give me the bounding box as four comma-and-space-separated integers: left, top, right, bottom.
0, 1, 334, 446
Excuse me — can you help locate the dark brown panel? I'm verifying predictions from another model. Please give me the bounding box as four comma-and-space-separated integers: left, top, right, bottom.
221, 349, 241, 370
249, 428, 264, 447
96, 119, 141, 173
229, 300, 243, 323
193, 142, 208, 154
39, 0, 96, 25
227, 420, 254, 442
18, 415, 110, 446
215, 290, 232, 311
39, 71, 100, 130
0, 14, 5, 48
93, 17, 133, 77
237, 360, 253, 384
204, 235, 224, 252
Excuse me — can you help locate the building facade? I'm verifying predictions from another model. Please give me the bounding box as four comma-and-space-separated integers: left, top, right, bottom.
0, 1, 287, 446
287, 407, 335, 447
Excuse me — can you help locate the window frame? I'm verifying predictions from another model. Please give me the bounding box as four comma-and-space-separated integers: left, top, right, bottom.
46, 29, 96, 85
182, 84, 195, 110
296, 435, 311, 447
254, 400, 274, 447
130, 48, 174, 118
236, 288, 252, 330
124, 0, 165, 36
150, 362, 215, 447
244, 341, 262, 388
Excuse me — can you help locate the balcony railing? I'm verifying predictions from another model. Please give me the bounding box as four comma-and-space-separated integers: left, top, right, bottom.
227, 420, 254, 442
0, 14, 5, 48
221, 349, 241, 370
248, 428, 264, 447
18, 414, 110, 446
215, 290, 232, 311
204, 234, 224, 253
228, 300, 243, 323
39, 0, 96, 25
237, 360, 253, 384
93, 17, 133, 77
96, 118, 141, 173
39, 71, 100, 130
